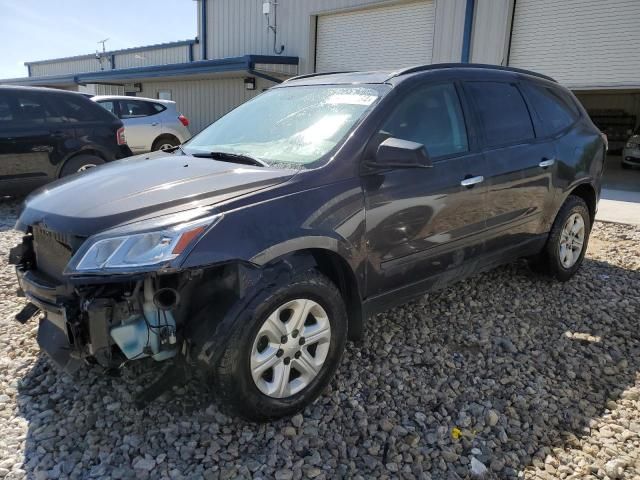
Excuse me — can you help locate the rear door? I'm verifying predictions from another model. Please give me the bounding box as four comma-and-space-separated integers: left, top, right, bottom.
116, 99, 163, 153
0, 90, 58, 192
363, 81, 487, 299
464, 80, 554, 254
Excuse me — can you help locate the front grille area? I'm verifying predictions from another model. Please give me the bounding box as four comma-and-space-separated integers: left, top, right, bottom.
32, 227, 75, 282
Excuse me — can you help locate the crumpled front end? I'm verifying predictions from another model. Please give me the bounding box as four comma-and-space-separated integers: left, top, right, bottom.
10, 228, 180, 374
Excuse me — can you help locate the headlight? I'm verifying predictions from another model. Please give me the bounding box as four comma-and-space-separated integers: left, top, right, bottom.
65, 213, 222, 275
626, 142, 638, 149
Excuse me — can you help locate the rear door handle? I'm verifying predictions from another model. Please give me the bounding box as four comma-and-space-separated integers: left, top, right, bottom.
460, 175, 484, 187
539, 158, 556, 168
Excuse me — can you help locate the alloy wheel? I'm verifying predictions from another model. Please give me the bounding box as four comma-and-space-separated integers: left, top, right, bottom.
250, 298, 331, 398
559, 212, 585, 268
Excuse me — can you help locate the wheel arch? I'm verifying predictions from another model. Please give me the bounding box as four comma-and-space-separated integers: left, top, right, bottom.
152, 133, 180, 151
293, 248, 365, 342
57, 149, 107, 178
567, 182, 597, 225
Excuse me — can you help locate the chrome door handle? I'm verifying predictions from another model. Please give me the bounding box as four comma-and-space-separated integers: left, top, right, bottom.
539, 158, 556, 168
151, 122, 159, 126
460, 175, 484, 187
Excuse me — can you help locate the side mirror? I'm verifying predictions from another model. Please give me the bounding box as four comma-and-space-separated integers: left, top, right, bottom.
373, 137, 432, 169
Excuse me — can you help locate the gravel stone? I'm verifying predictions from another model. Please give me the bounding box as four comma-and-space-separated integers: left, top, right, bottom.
0, 200, 639, 479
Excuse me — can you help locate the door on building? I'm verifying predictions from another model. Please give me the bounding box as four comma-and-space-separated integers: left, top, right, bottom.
362, 81, 487, 300
315, 1, 435, 73
463, 80, 554, 253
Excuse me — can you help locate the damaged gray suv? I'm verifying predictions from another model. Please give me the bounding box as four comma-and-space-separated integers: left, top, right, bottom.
10, 64, 605, 420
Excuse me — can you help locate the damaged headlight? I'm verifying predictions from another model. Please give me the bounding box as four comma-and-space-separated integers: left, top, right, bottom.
65, 213, 222, 275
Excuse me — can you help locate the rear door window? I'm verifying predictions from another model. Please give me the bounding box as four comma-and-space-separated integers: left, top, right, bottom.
522, 83, 579, 136
47, 95, 113, 123
465, 81, 535, 148
380, 83, 469, 158
0, 94, 14, 125
14, 93, 55, 125
118, 100, 161, 118
97, 100, 117, 116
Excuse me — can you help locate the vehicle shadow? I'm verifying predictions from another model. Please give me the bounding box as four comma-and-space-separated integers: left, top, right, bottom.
0, 198, 20, 232
13, 257, 640, 479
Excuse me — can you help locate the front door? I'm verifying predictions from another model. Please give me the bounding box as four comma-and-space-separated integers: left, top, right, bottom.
362, 81, 487, 300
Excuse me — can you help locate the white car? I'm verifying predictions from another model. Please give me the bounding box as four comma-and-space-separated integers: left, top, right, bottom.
93, 96, 191, 154
622, 127, 640, 169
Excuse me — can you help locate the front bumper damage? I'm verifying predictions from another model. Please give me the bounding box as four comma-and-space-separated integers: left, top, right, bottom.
10, 238, 180, 375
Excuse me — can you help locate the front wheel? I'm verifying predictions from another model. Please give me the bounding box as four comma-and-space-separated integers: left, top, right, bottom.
529, 195, 591, 281
214, 270, 348, 421
60, 154, 104, 177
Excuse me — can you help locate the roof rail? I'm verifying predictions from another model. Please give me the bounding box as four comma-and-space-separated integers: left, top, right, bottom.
386, 63, 557, 83
283, 71, 354, 83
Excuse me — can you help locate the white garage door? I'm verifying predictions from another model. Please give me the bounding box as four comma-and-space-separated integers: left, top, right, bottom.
315, 1, 435, 73
509, 0, 640, 89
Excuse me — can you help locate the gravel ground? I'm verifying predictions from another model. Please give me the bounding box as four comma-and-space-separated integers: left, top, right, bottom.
0, 198, 639, 480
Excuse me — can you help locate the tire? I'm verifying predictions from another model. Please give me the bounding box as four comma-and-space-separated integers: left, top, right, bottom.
529, 195, 591, 281
151, 135, 180, 152
214, 270, 348, 421
60, 154, 104, 177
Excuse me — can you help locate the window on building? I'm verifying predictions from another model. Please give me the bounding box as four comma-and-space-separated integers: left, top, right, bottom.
380, 83, 469, 158
157, 90, 172, 101
523, 83, 579, 135
466, 81, 535, 147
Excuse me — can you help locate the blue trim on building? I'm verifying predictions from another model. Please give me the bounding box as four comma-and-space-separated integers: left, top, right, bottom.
461, 0, 475, 63
110, 55, 115, 70
24, 39, 198, 66
188, 43, 194, 63
2, 55, 299, 86
201, 0, 208, 60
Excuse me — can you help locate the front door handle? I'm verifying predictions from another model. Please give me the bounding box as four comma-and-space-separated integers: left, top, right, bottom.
539, 158, 556, 168
460, 175, 484, 187
151, 122, 159, 126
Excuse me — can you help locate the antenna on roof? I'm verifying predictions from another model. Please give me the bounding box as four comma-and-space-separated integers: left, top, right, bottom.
96, 39, 110, 70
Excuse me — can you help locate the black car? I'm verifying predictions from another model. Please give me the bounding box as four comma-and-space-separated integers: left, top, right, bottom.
10, 64, 605, 420
0, 86, 132, 196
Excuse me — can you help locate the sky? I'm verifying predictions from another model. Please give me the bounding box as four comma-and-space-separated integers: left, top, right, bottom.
0, 0, 198, 79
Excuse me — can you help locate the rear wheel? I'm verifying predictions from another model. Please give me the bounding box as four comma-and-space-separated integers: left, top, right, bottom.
214, 270, 347, 421
60, 154, 104, 177
152, 135, 180, 152
528, 195, 591, 281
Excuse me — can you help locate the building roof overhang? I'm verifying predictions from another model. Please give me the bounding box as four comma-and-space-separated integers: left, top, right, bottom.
1, 55, 299, 88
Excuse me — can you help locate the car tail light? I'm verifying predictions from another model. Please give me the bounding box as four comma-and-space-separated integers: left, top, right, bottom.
178, 114, 189, 127
117, 127, 127, 146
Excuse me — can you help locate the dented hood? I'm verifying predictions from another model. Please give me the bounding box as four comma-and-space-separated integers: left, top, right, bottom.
17, 151, 297, 236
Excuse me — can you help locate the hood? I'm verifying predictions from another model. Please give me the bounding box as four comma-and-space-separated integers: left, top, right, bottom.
18, 151, 297, 236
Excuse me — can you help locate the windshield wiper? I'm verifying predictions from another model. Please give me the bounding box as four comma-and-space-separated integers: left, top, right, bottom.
191, 151, 268, 167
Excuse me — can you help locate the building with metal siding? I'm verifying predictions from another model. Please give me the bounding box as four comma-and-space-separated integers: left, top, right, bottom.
25, 40, 197, 78
3, 0, 639, 141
